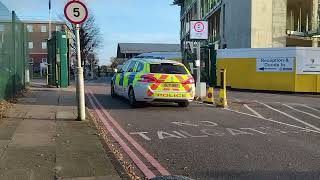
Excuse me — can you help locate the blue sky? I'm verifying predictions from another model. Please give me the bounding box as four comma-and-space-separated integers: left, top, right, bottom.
1, 0, 180, 65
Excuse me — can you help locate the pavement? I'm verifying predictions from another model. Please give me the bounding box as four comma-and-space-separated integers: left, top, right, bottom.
0, 80, 122, 180
86, 77, 320, 180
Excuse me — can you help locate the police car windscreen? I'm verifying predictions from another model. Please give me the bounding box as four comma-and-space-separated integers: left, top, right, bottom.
150, 63, 188, 74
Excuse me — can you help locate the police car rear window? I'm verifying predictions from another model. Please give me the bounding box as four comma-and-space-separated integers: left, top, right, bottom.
150, 63, 188, 74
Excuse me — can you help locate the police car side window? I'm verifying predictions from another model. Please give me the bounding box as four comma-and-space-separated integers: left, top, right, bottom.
135, 62, 144, 72
120, 62, 130, 72
127, 61, 137, 72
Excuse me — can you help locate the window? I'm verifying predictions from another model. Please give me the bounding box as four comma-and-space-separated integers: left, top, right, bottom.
120, 62, 130, 72
135, 62, 144, 72
56, 25, 61, 31
41, 25, 47, 33
41, 58, 47, 63
150, 63, 188, 74
27, 25, 33, 32
42, 42, 47, 49
127, 61, 137, 72
28, 42, 33, 49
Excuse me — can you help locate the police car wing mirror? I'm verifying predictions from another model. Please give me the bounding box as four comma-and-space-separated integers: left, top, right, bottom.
114, 68, 118, 73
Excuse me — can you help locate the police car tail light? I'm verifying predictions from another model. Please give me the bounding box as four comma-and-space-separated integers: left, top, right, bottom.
139, 74, 158, 83
182, 76, 195, 84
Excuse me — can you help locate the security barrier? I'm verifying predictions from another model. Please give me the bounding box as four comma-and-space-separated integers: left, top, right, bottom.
217, 48, 320, 93
0, 10, 27, 100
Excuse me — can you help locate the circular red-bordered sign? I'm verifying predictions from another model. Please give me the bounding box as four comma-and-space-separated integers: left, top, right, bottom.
64, 1, 88, 24
194, 22, 205, 33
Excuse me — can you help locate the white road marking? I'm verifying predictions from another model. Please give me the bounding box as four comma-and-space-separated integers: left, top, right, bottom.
226, 128, 254, 136
130, 132, 152, 141
283, 104, 320, 120
257, 101, 320, 132
224, 108, 320, 134
240, 128, 268, 135
233, 98, 265, 119
300, 104, 320, 113
244, 104, 265, 119
157, 131, 182, 140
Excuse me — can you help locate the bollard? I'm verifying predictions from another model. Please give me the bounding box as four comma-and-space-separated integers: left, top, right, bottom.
204, 87, 215, 104
217, 69, 228, 108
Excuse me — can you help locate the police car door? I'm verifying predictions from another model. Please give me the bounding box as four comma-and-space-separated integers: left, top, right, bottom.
115, 61, 130, 96
123, 61, 138, 98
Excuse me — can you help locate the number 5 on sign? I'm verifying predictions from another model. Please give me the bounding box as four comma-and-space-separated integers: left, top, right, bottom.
64, 1, 88, 24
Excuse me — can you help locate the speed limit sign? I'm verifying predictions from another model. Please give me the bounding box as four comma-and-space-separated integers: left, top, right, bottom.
64, 1, 88, 24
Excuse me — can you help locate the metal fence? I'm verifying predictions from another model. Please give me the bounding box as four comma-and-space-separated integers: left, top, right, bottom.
0, 10, 28, 100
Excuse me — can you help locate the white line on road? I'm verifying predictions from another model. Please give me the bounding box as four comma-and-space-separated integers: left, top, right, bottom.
244, 104, 265, 119
300, 104, 320, 113
224, 108, 320, 134
283, 104, 320, 120
233, 98, 265, 119
256, 101, 320, 132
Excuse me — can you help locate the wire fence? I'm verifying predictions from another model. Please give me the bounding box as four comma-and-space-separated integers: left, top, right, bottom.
0, 10, 28, 100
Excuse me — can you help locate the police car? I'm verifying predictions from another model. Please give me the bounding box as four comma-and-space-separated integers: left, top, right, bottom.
111, 58, 195, 107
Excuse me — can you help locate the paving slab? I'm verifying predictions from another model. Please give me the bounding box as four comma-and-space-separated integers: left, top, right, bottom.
11, 133, 55, 147
56, 111, 77, 120
0, 119, 22, 140
0, 140, 10, 157
0, 84, 122, 180
0, 146, 56, 180
14, 119, 56, 134
55, 121, 119, 179
62, 175, 121, 180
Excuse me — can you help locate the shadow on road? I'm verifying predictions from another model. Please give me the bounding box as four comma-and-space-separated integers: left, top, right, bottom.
88, 93, 191, 110
192, 170, 320, 180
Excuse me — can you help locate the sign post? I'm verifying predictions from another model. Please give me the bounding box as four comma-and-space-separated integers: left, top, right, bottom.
64, 0, 88, 121
189, 19, 208, 98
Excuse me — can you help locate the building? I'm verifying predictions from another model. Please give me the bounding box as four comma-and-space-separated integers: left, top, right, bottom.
117, 43, 181, 59
174, 0, 320, 60
24, 21, 68, 72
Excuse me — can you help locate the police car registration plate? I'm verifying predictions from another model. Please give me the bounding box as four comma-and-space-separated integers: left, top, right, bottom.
162, 83, 180, 88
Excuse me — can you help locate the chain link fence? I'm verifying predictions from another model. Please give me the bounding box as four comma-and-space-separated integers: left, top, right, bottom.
0, 9, 28, 100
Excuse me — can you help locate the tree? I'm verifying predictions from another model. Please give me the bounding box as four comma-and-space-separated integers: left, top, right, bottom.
110, 57, 126, 69
67, 13, 102, 72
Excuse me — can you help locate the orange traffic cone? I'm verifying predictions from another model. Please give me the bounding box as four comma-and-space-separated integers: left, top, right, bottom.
204, 87, 215, 104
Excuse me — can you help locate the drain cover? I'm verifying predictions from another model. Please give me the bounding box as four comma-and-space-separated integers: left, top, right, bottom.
151, 176, 194, 180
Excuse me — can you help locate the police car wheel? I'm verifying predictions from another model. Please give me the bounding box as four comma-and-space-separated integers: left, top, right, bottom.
178, 101, 189, 107
129, 88, 138, 107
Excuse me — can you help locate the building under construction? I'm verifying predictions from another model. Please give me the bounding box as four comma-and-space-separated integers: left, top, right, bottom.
174, 0, 320, 59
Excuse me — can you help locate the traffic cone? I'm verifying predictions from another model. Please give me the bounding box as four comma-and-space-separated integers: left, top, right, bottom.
204, 87, 215, 104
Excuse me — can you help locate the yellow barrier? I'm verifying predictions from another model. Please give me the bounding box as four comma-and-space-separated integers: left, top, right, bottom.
217, 58, 320, 93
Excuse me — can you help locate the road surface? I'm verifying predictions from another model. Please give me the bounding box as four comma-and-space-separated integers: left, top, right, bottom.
86, 78, 320, 180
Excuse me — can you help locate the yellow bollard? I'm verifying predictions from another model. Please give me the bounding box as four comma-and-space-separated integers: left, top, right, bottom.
204, 87, 215, 104
216, 69, 228, 108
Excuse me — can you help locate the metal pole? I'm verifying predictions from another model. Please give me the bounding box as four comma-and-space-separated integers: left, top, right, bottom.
76, 24, 86, 121
49, 5, 52, 39
196, 0, 201, 92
